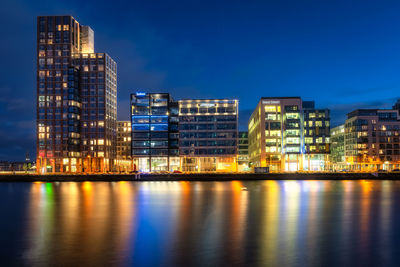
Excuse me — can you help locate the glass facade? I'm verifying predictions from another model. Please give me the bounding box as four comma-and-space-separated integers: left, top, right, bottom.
330, 124, 345, 171
248, 97, 330, 172
238, 131, 249, 171
179, 99, 238, 172
130, 92, 179, 172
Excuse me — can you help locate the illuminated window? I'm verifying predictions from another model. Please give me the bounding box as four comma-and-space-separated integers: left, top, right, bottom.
286, 146, 299, 153
265, 106, 277, 112
270, 130, 281, 137
315, 121, 322, 127
286, 137, 300, 144
305, 137, 313, 144
286, 113, 299, 119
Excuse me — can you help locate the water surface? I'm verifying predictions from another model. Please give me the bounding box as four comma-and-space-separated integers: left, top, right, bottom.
1, 180, 400, 266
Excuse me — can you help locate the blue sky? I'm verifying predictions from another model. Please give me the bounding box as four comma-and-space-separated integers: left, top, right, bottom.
1, 0, 400, 160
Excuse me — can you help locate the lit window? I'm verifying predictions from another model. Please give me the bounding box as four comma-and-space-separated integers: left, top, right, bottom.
265, 106, 277, 112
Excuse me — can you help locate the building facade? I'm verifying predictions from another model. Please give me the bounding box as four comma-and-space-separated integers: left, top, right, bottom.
248, 97, 330, 172
178, 99, 238, 172
36, 15, 117, 173
130, 92, 179, 172
330, 124, 345, 171
72, 53, 117, 172
238, 131, 249, 171
344, 109, 400, 171
117, 121, 132, 160
302, 101, 330, 171
116, 121, 132, 172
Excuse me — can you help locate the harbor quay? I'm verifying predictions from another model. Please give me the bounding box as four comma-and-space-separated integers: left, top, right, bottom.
0, 172, 400, 182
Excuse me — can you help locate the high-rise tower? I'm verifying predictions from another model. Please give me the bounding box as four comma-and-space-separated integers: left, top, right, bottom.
36, 16, 117, 173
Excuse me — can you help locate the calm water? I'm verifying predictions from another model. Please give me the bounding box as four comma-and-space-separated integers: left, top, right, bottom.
1, 180, 400, 266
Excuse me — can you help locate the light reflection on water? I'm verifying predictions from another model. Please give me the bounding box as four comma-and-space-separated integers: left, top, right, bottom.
1, 180, 400, 266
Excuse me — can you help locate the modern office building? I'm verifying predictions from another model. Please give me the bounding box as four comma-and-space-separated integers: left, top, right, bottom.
344, 109, 400, 171
302, 101, 330, 170
330, 124, 345, 171
178, 99, 238, 172
130, 92, 179, 172
36, 15, 117, 173
238, 131, 249, 171
248, 97, 330, 172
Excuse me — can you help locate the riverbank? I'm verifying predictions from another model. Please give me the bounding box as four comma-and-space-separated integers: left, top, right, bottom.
0, 172, 399, 181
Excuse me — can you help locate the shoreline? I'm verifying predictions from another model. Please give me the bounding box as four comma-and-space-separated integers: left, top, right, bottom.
0, 173, 399, 182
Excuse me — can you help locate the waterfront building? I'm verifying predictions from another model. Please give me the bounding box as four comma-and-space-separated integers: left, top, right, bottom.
117, 121, 132, 160
344, 109, 400, 171
130, 92, 179, 172
116, 121, 132, 172
330, 124, 345, 171
72, 53, 117, 172
248, 97, 330, 172
178, 99, 238, 172
302, 101, 330, 171
238, 131, 249, 171
36, 15, 117, 173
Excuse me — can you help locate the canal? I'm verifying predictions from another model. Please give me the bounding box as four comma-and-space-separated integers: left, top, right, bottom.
1, 180, 400, 266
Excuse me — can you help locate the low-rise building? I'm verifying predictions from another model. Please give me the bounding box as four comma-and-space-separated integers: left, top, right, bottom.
238, 131, 249, 171
330, 124, 345, 171
248, 97, 330, 172
116, 121, 132, 172
302, 101, 330, 171
179, 99, 238, 172
344, 109, 400, 171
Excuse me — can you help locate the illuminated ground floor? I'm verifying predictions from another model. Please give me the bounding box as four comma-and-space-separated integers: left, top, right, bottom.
132, 156, 180, 172
251, 153, 329, 172
115, 159, 134, 173
180, 156, 238, 172
36, 157, 116, 174
343, 162, 400, 171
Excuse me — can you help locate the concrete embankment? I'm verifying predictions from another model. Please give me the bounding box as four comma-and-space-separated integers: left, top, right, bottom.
0, 172, 399, 182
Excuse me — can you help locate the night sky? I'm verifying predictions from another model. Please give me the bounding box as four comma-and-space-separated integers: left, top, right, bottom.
1, 0, 400, 161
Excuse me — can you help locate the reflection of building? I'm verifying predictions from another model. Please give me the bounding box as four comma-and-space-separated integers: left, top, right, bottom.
344, 109, 400, 171
238, 131, 249, 171
36, 15, 117, 173
179, 99, 238, 172
248, 97, 330, 172
130, 92, 180, 172
116, 121, 132, 172
330, 124, 345, 171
